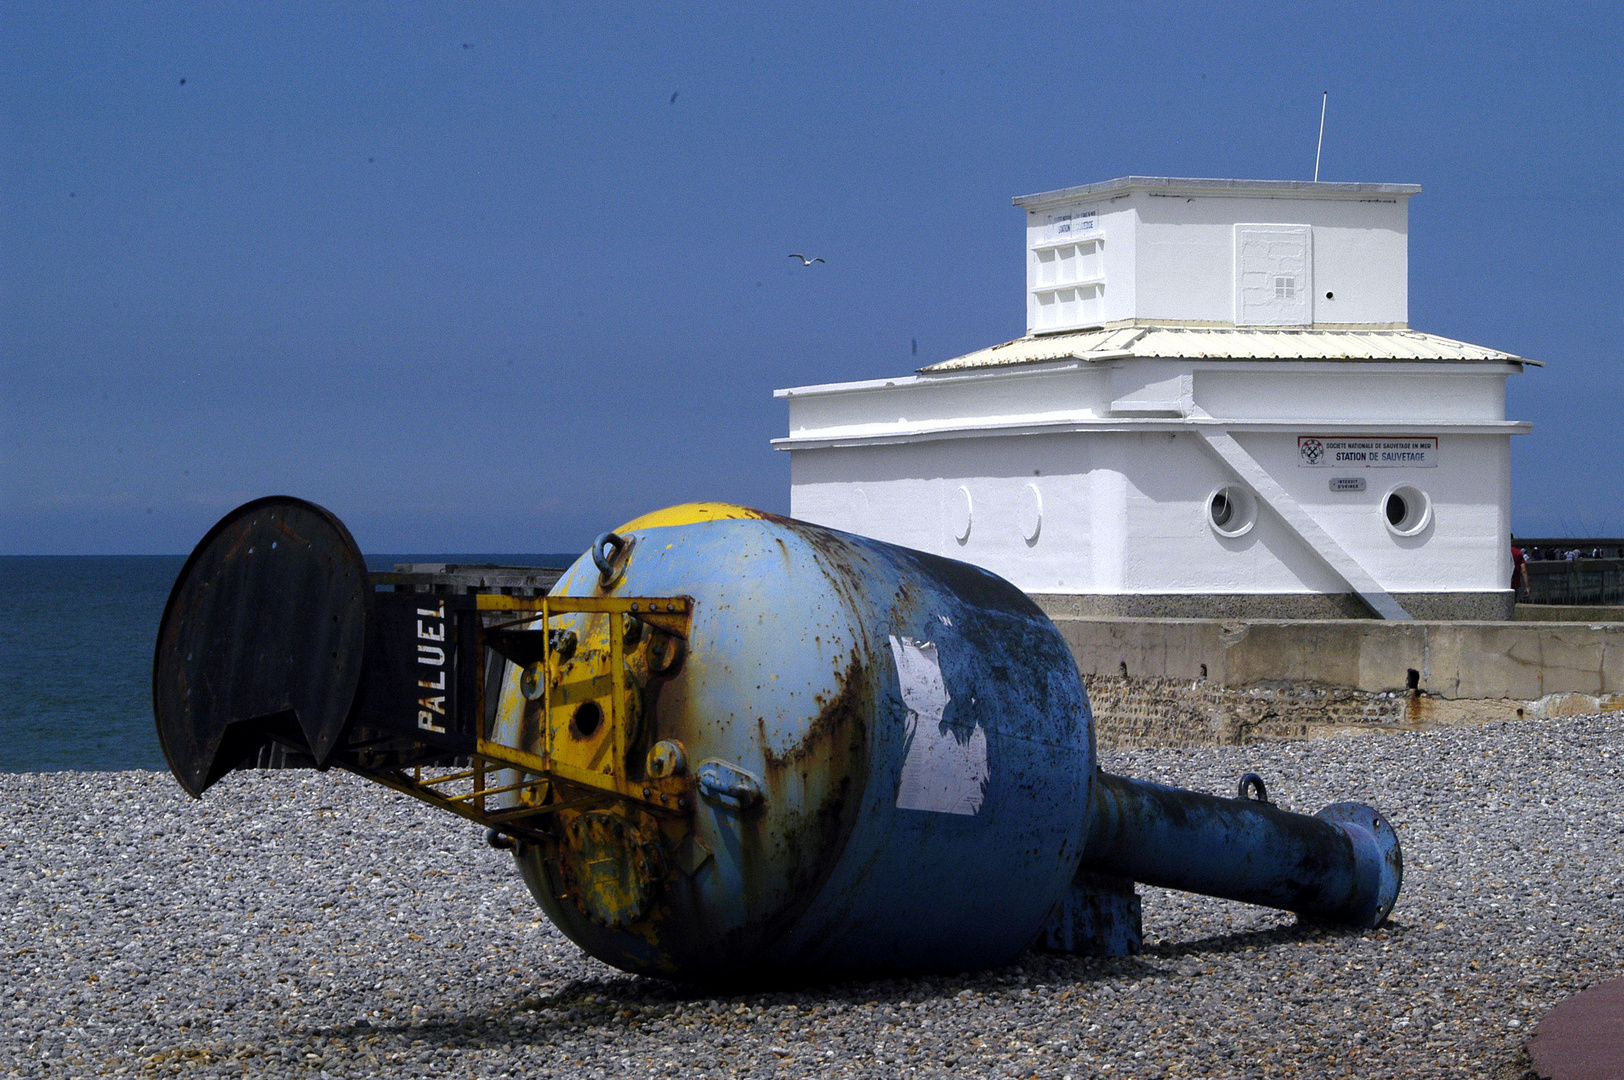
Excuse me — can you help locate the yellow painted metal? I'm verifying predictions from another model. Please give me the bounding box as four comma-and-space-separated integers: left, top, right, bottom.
339, 592, 694, 858
347, 759, 551, 841
613, 502, 769, 532
474, 739, 549, 776
416, 767, 484, 787
478, 594, 693, 810
475, 595, 692, 614
444, 776, 539, 804
474, 594, 691, 639
473, 595, 552, 612
559, 806, 666, 928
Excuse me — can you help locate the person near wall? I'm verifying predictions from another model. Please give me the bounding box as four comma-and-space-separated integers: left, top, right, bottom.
1511, 543, 1530, 602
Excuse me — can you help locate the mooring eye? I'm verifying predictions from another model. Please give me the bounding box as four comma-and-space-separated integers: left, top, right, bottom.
1237, 772, 1271, 804
571, 701, 603, 740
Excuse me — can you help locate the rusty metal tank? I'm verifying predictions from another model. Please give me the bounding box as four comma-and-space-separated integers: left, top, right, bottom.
499, 502, 1096, 979
154, 497, 1401, 986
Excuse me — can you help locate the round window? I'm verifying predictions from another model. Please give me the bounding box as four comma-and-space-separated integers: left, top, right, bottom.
1018, 483, 1043, 543
1206, 485, 1256, 538
949, 486, 973, 544
1382, 485, 1432, 536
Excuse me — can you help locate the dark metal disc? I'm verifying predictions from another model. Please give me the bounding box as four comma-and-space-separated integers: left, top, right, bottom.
152, 497, 369, 796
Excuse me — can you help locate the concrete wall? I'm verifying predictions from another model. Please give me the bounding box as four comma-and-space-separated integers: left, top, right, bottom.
1516, 604, 1624, 623
1055, 616, 1624, 701
780, 360, 1512, 442
1034, 592, 1514, 620
1058, 615, 1624, 749
1191, 367, 1505, 423
1080, 673, 1412, 749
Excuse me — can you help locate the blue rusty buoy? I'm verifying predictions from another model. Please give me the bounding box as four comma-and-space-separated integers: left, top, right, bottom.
154, 498, 1402, 985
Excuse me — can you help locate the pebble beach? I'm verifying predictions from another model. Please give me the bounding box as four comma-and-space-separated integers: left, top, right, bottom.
4, 711, 1621, 1080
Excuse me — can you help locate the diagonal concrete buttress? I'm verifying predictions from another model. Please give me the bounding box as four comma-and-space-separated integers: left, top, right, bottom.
1193, 427, 1412, 621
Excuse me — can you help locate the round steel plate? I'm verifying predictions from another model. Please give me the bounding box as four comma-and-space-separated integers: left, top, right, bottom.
152, 496, 369, 796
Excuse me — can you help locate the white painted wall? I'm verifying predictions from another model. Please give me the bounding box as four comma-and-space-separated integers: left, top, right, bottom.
783, 362, 1512, 439
788, 426, 1512, 597
1192, 369, 1504, 423
781, 359, 1525, 600
1020, 181, 1412, 334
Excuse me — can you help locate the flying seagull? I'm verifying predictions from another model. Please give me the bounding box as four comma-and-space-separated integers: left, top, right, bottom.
788, 254, 825, 266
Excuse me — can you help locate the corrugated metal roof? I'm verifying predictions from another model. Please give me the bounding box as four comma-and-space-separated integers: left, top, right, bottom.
921, 326, 1533, 372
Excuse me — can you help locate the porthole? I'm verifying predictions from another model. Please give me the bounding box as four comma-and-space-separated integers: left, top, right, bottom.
850, 487, 869, 536
1382, 485, 1432, 536
1206, 485, 1256, 538
949, 486, 973, 544
1018, 483, 1043, 543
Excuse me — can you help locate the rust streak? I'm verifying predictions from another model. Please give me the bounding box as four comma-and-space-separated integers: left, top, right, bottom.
762, 654, 867, 771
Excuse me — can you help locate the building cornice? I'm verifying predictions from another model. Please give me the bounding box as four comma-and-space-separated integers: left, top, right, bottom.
773, 418, 1532, 452
776, 355, 1531, 401
1013, 176, 1422, 209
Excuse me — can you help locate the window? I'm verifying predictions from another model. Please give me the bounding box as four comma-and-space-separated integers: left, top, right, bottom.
1274, 276, 1296, 300
1034, 284, 1104, 330
1207, 485, 1257, 538
1030, 209, 1105, 334
1382, 485, 1432, 537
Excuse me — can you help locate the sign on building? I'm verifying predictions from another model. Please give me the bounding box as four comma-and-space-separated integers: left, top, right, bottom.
1298, 437, 1438, 468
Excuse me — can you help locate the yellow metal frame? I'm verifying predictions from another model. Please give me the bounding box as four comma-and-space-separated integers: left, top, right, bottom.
344, 593, 693, 841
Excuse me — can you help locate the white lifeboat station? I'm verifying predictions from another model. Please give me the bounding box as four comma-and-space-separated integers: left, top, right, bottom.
776, 178, 1535, 620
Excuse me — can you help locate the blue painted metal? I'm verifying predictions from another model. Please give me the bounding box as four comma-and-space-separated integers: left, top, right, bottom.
154, 498, 1404, 986
694, 759, 764, 811
1079, 774, 1401, 929
1041, 871, 1144, 956
501, 511, 1094, 980
495, 509, 1402, 982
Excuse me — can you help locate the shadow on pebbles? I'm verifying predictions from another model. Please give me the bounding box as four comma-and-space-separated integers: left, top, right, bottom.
3, 711, 1621, 1079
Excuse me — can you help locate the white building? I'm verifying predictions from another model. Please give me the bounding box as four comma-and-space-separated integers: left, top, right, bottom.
775, 177, 1536, 620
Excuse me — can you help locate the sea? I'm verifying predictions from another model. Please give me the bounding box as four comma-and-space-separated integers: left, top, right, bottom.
0, 553, 577, 773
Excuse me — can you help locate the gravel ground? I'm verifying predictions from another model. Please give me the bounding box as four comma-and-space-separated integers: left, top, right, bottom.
4, 712, 1621, 1080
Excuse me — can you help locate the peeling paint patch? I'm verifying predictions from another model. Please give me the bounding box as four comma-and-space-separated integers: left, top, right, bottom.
889, 635, 988, 814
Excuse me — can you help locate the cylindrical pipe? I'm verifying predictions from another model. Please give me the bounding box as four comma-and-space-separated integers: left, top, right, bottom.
1079, 772, 1401, 929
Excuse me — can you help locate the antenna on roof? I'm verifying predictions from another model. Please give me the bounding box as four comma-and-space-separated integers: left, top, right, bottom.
1314, 91, 1328, 182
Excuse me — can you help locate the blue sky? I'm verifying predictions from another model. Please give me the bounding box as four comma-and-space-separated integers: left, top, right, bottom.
3, 2, 1620, 554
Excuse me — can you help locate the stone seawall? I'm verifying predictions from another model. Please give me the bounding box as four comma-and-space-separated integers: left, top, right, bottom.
1082, 674, 1407, 748
1059, 616, 1624, 749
